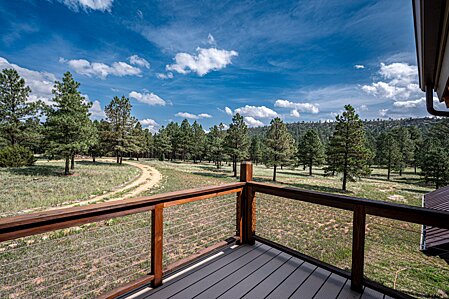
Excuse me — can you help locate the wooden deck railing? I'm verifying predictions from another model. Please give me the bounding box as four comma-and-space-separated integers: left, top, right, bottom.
1, 161, 449, 298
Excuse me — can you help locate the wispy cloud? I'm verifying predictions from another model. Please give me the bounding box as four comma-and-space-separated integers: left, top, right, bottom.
354, 64, 365, 69
140, 118, 160, 133
59, 0, 113, 12
244, 116, 264, 127
128, 55, 150, 69
233, 105, 278, 118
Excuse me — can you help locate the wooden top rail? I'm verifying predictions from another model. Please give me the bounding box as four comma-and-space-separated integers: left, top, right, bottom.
249, 181, 449, 230
0, 182, 245, 242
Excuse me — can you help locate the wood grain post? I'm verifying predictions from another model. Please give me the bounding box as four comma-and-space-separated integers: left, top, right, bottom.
351, 205, 366, 292
239, 161, 255, 245
151, 203, 163, 287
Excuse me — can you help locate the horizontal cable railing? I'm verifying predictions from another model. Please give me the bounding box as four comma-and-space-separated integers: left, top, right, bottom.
0, 182, 244, 299
1, 161, 449, 299
248, 181, 449, 299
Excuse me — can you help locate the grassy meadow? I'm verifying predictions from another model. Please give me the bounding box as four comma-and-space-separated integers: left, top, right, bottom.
0, 159, 448, 298
0, 159, 140, 217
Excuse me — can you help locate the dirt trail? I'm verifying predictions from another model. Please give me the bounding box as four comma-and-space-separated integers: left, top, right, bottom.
48, 159, 162, 210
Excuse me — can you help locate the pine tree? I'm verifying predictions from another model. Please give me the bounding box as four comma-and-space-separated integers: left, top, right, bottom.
44, 72, 92, 175
225, 113, 250, 177
130, 122, 147, 160
192, 121, 206, 163
179, 119, 194, 161
392, 127, 414, 176
143, 129, 154, 159
0, 68, 42, 146
408, 126, 423, 174
105, 96, 136, 164
264, 117, 295, 181
165, 122, 180, 161
418, 138, 449, 189
376, 131, 401, 180
207, 123, 227, 169
324, 105, 371, 191
249, 136, 263, 165
297, 129, 325, 176
154, 126, 172, 160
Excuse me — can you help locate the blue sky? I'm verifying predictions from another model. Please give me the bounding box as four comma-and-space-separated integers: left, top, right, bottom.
0, 0, 442, 132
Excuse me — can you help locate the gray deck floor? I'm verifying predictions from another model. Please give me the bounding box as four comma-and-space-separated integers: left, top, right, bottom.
126, 242, 390, 299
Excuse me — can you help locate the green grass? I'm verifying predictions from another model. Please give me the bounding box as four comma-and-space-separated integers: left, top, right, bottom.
0, 160, 140, 217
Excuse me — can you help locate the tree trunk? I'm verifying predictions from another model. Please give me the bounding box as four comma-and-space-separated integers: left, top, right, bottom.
273, 164, 277, 181
342, 170, 347, 191
387, 165, 391, 180
119, 156, 122, 164
414, 164, 417, 174
399, 168, 402, 176
233, 160, 237, 177
116, 152, 119, 164
309, 164, 312, 176
70, 155, 75, 170
65, 157, 70, 175
93, 156, 96, 163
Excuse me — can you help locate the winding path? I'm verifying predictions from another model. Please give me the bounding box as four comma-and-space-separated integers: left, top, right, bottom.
52, 159, 162, 209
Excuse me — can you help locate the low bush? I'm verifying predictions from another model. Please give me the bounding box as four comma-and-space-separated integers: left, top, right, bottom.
0, 145, 36, 167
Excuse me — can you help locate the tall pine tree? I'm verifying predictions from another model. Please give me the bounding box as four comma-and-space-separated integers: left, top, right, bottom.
324, 105, 371, 191
376, 131, 401, 180
297, 129, 325, 176
45, 72, 91, 175
264, 117, 295, 181
192, 121, 206, 163
105, 96, 136, 164
225, 113, 250, 177
0, 68, 41, 146
249, 136, 263, 165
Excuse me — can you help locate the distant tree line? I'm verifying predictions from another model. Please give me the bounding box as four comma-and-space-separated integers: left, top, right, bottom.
1, 68, 449, 189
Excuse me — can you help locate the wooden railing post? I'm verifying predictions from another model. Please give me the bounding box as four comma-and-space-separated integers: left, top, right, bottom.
351, 205, 366, 292
151, 203, 163, 287
239, 161, 255, 245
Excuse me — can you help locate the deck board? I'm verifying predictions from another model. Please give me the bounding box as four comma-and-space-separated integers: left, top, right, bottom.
125, 243, 392, 299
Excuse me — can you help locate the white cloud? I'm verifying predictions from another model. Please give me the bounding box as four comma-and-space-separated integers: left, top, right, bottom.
139, 118, 159, 133
0, 57, 56, 105
156, 72, 174, 79
234, 105, 278, 118
290, 109, 300, 118
359, 104, 368, 111
198, 113, 212, 118
361, 62, 420, 101
166, 47, 238, 76
129, 91, 166, 106
354, 64, 365, 69
224, 106, 233, 116
379, 109, 389, 117
89, 100, 106, 119
60, 0, 113, 12
175, 112, 212, 119
274, 99, 319, 114
60, 57, 141, 79
128, 55, 150, 69
243, 117, 264, 127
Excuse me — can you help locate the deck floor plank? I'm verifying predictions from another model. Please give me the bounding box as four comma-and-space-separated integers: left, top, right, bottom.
289, 267, 331, 299
170, 246, 278, 299
214, 251, 291, 299
265, 262, 317, 299
336, 280, 363, 299
313, 273, 347, 299
241, 256, 304, 299
125, 243, 392, 299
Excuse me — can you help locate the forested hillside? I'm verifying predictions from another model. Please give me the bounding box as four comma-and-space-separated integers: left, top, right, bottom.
249, 117, 444, 142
